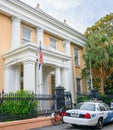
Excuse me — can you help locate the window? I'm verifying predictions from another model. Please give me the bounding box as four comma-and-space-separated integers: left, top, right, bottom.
22, 26, 32, 43
75, 103, 95, 111
99, 104, 106, 111
50, 37, 57, 49
74, 48, 80, 65
103, 103, 110, 111
76, 78, 81, 93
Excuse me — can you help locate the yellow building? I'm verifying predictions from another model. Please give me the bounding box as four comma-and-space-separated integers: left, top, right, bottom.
0, 0, 87, 103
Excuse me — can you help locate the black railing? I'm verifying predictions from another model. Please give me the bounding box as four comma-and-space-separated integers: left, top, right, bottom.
0, 88, 72, 122
0, 91, 38, 122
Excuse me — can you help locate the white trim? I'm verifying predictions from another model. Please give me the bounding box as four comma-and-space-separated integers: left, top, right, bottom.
78, 49, 80, 65
74, 48, 80, 66
50, 37, 57, 49
22, 26, 32, 43
2, 43, 70, 68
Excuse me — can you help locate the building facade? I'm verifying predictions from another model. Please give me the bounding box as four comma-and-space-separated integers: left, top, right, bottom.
0, 0, 87, 103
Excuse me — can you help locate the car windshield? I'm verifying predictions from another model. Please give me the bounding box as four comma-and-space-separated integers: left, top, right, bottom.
75, 102, 95, 111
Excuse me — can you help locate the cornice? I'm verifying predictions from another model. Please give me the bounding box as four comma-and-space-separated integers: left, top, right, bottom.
2, 43, 36, 59
0, 0, 87, 46
2, 43, 70, 61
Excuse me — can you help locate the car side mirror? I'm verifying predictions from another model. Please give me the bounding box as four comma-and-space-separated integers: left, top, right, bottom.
110, 108, 113, 110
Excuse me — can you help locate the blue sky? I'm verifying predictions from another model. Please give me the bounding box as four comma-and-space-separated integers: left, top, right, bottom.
21, 0, 113, 34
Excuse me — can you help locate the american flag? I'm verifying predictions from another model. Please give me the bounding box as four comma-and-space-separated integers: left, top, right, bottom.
39, 42, 43, 69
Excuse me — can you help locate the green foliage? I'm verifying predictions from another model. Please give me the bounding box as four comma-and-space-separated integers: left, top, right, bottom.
0, 90, 39, 121
99, 94, 113, 106
77, 94, 113, 106
82, 33, 113, 94
85, 13, 113, 39
84, 34, 112, 69
77, 96, 90, 103
104, 72, 113, 94
84, 13, 113, 94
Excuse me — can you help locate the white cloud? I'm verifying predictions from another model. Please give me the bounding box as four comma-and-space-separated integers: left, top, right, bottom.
20, 0, 113, 34
21, 0, 82, 10
43, 0, 82, 9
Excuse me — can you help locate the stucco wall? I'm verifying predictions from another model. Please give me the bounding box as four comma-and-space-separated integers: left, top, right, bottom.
71, 44, 86, 101
0, 13, 12, 91
44, 32, 64, 52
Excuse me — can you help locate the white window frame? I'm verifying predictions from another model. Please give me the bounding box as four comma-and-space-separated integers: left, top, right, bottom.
74, 48, 80, 65
22, 26, 32, 43
50, 37, 57, 49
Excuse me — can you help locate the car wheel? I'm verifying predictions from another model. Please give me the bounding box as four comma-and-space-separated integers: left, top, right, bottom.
96, 118, 103, 129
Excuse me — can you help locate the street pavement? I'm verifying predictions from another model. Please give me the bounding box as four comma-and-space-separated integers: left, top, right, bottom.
30, 122, 113, 130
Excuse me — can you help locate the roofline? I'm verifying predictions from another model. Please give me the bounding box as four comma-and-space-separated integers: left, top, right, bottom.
1, 0, 87, 46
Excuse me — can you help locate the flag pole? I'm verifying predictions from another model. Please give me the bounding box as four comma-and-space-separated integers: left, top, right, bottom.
38, 41, 43, 70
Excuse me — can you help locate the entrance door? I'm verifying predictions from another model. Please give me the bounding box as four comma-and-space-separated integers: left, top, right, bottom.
51, 74, 55, 95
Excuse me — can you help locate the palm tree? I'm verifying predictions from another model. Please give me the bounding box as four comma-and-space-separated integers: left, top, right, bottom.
83, 34, 113, 94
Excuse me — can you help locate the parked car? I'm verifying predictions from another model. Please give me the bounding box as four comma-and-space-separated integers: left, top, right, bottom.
63, 101, 113, 129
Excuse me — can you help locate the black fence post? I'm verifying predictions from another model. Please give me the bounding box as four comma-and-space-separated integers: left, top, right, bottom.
55, 86, 65, 110
0, 90, 4, 121
65, 91, 72, 109
54, 86, 72, 110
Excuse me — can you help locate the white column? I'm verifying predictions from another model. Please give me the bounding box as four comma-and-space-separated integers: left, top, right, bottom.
55, 67, 61, 87
62, 68, 69, 91
37, 63, 43, 94
23, 61, 35, 92
43, 67, 50, 94
15, 65, 21, 91
36, 27, 44, 94
11, 16, 21, 49
4, 66, 15, 93
36, 63, 44, 95
64, 39, 75, 102
36, 27, 44, 47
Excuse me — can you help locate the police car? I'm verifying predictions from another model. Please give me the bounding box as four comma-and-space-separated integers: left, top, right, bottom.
63, 101, 113, 129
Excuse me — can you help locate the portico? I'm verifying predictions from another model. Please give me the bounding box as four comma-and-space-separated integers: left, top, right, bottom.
3, 43, 71, 95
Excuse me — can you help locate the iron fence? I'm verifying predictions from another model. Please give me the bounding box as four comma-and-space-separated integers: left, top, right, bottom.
0, 91, 55, 122
0, 89, 72, 122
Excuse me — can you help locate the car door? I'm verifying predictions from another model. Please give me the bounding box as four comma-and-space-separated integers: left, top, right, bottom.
102, 103, 113, 123
98, 103, 108, 120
